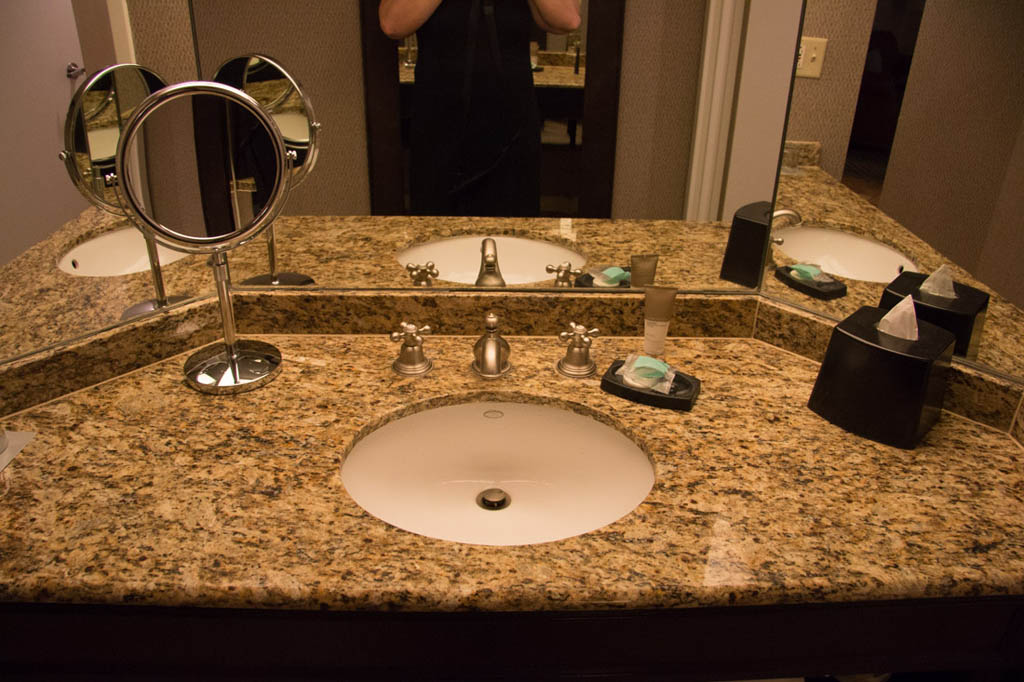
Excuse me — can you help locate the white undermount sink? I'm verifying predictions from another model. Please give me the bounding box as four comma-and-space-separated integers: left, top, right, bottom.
341, 402, 654, 546
774, 225, 917, 283
397, 235, 586, 285
58, 227, 189, 277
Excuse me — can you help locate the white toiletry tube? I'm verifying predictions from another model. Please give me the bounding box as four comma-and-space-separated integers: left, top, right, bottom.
643, 286, 677, 356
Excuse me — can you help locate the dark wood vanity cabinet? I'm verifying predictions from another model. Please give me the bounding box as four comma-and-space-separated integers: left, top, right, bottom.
2, 597, 1022, 679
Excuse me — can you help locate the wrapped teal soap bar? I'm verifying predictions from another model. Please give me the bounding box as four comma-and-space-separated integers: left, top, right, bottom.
592, 266, 631, 288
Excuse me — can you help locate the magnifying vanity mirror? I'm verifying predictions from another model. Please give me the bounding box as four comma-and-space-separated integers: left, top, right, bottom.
212, 54, 321, 287
59, 63, 191, 319
115, 80, 294, 393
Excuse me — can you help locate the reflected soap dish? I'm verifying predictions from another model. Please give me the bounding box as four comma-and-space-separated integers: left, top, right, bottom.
575, 266, 631, 288
599, 359, 700, 410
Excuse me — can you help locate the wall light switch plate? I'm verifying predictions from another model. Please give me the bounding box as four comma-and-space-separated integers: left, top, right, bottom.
796, 36, 828, 78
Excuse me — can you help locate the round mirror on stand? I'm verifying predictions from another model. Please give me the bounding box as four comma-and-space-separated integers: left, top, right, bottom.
115, 80, 294, 394
213, 54, 321, 286
60, 63, 191, 319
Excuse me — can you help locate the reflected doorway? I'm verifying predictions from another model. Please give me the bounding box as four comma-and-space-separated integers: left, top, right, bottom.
842, 0, 925, 206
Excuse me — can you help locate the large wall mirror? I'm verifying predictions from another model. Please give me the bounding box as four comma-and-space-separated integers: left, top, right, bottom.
2, 0, 1022, 389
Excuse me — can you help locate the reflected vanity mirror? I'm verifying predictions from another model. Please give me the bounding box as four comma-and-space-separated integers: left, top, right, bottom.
116, 80, 293, 393
213, 53, 322, 286
59, 63, 191, 318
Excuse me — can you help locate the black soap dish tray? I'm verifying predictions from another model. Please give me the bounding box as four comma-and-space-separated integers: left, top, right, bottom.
600, 359, 701, 410
574, 266, 631, 288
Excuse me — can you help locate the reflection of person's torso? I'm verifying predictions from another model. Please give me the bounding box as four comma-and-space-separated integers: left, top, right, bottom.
413, 0, 537, 142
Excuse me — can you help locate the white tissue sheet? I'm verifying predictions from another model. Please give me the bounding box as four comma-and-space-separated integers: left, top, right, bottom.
919, 264, 957, 299
877, 295, 918, 341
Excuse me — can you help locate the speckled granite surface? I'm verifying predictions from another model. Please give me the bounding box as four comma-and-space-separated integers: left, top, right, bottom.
781, 141, 821, 168
0, 211, 742, 363
773, 165, 1024, 381
1, 334, 1022, 613
231, 290, 757, 338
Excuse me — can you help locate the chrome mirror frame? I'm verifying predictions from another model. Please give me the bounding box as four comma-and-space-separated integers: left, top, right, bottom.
115, 80, 292, 254
213, 53, 322, 189
115, 80, 294, 394
59, 63, 190, 319
60, 63, 167, 214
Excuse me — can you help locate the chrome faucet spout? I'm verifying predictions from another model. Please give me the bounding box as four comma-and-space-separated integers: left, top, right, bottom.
475, 238, 506, 287
472, 312, 511, 378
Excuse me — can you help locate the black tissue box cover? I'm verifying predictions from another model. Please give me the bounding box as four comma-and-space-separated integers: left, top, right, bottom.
719, 201, 771, 289
807, 306, 954, 450
879, 271, 988, 359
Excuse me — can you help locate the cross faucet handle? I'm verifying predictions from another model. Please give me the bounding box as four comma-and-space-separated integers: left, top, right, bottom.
406, 262, 439, 286
546, 262, 582, 287
391, 321, 431, 345
390, 322, 432, 376
556, 322, 599, 378
559, 321, 599, 347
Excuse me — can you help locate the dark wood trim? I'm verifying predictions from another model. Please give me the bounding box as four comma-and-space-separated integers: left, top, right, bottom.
579, 0, 625, 218
2, 597, 1021, 679
359, 0, 406, 214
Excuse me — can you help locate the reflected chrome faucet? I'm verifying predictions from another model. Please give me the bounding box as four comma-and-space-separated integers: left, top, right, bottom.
475, 238, 506, 287
771, 208, 802, 245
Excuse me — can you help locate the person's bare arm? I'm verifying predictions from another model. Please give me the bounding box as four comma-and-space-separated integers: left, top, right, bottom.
379, 0, 443, 39
527, 0, 581, 34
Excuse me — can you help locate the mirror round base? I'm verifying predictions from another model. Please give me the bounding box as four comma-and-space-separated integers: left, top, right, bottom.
120, 295, 192, 321
240, 272, 315, 286
183, 340, 283, 395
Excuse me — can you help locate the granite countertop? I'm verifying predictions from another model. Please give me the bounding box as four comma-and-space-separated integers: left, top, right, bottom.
2, 333, 1022, 613
0, 211, 739, 363
772, 165, 1024, 380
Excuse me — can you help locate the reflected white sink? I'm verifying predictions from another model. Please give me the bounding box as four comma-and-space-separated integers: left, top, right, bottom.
58, 227, 188, 277
774, 226, 917, 283
341, 402, 654, 546
397, 236, 586, 285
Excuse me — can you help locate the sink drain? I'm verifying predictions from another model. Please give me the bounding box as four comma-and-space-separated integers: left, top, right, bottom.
476, 488, 510, 511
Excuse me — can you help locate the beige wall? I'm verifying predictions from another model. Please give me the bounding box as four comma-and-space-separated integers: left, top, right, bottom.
1, 1, 88, 266
786, 0, 874, 179
879, 0, 1024, 308
126, 0, 198, 84
191, 0, 371, 216
611, 0, 707, 219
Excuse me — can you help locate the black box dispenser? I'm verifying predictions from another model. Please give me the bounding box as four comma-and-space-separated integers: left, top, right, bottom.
807, 306, 955, 450
719, 201, 772, 289
879, 271, 989, 360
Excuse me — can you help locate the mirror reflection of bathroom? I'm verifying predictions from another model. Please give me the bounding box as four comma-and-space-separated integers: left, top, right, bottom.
775, 0, 1024, 376
66, 65, 166, 209
394, 1, 589, 217
119, 92, 284, 242
840, 0, 924, 206
212, 54, 321, 285
60, 62, 193, 319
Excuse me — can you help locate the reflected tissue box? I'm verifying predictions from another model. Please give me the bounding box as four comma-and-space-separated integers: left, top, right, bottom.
807, 306, 955, 449
879, 271, 989, 359
719, 201, 772, 289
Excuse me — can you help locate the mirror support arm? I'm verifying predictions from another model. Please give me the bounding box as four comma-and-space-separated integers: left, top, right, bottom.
144, 233, 169, 307
211, 252, 238, 355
